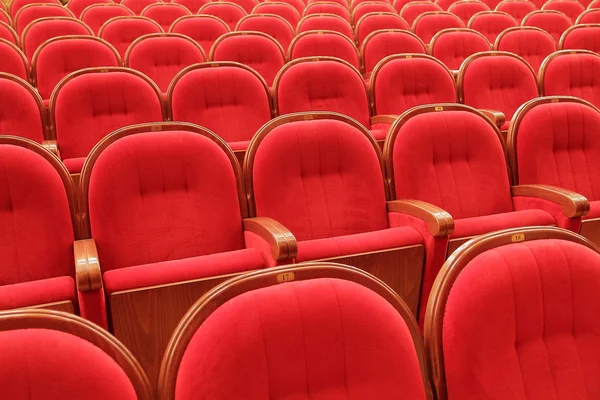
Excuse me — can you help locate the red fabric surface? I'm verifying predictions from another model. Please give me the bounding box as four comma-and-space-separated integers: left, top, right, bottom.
578, 8, 600, 23
68, 0, 111, 18
413, 12, 464, 44
513, 196, 582, 232
200, 3, 246, 30
562, 25, 600, 53
170, 16, 229, 55
62, 157, 86, 174
237, 15, 294, 50
0, 276, 75, 311
276, 60, 371, 128
370, 122, 390, 140
290, 32, 359, 70
253, 3, 300, 27
211, 34, 284, 86
543, 0, 584, 22
542, 53, 600, 108
373, 56, 456, 115
449, 1, 489, 25
496, 28, 556, 73
451, 209, 555, 238
88, 131, 247, 272
353, 2, 395, 23
279, 0, 305, 15
431, 29, 490, 70
468, 11, 517, 43
127, 35, 204, 93
170, 65, 271, 145
15, 4, 72, 35
122, 0, 160, 15
228, 0, 258, 13
356, 13, 409, 45
53, 70, 163, 162
173, 0, 210, 13
0, 328, 137, 399
443, 239, 600, 399
430, 0, 454, 10
0, 23, 17, 44
523, 11, 572, 42
78, 287, 108, 329
0, 78, 45, 143
23, 19, 91, 59
142, 4, 190, 31
0, 42, 27, 79
82, 5, 133, 34
35, 37, 120, 100
297, 15, 354, 40
175, 278, 427, 400
10, 0, 58, 18
362, 30, 427, 74
496, 0, 537, 23
243, 230, 278, 267
461, 54, 538, 121
402, 2, 443, 26
305, 3, 350, 21
100, 17, 162, 59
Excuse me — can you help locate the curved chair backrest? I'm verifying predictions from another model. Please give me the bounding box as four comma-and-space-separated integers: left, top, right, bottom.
522, 10, 572, 42
413, 11, 465, 43
467, 10, 517, 43
140, 2, 190, 31
494, 26, 556, 73
14, 3, 74, 35
429, 28, 490, 70
0, 38, 28, 79
448, 0, 490, 25
80, 3, 133, 34
21, 17, 92, 59
199, 2, 246, 31
236, 14, 295, 51
495, 0, 537, 23
99, 16, 163, 59
289, 30, 360, 70
360, 29, 427, 75
355, 11, 410, 45
169, 15, 229, 55
559, 24, 600, 52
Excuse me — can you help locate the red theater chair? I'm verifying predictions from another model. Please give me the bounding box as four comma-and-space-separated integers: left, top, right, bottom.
14, 3, 74, 35
228, 0, 259, 13
494, 26, 556, 73
304, 2, 351, 22
355, 11, 409, 45
352, 1, 396, 23
252, 2, 301, 28
99, 16, 163, 59
429, 28, 490, 71
121, 0, 161, 15
401, 1, 443, 26
169, 15, 229, 55
289, 30, 359, 69
21, 17, 92, 60
236, 14, 295, 50
559, 24, 600, 52
81, 3, 133, 34
172, 0, 209, 13
297, 13, 354, 40
141, 3, 190, 31
0, 39, 28, 79
10, 0, 59, 19
0, 21, 18, 44
360, 29, 427, 78
542, 0, 585, 22
0, 74, 46, 143
466, 10, 517, 43
448, 0, 490, 24
577, 8, 600, 23
495, 0, 536, 23
199, 2, 246, 30
522, 10, 572, 42
67, 0, 112, 18
413, 11, 465, 44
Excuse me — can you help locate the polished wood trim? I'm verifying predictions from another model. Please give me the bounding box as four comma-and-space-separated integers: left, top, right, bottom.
512, 184, 590, 217
42, 139, 59, 156
80, 2, 134, 23
576, 9, 600, 23
429, 28, 491, 58
168, 14, 230, 34
521, 9, 571, 26
423, 226, 599, 400
370, 114, 397, 124
541, 0, 584, 10
251, 1, 302, 21
387, 199, 454, 237
14, 3, 76, 34
507, 96, 600, 183
29, 299, 75, 313
412, 11, 465, 34
0, 21, 19, 47
0, 8, 11, 25
478, 108, 505, 128
354, 11, 408, 45
457, 50, 536, 103
579, 218, 600, 248
383, 104, 504, 198
448, 0, 490, 13
401, 0, 443, 21
559, 23, 600, 49
0, 71, 46, 136
0, 134, 82, 238
287, 29, 358, 61
141, 1, 190, 16
9, 0, 60, 18
351, 1, 396, 24
370, 53, 455, 115
0, 309, 152, 400
79, 122, 249, 238
304, 1, 352, 16
244, 112, 385, 216
166, 61, 274, 119
466, 10, 517, 27
21, 17, 93, 54
243, 217, 298, 260
359, 29, 426, 73
159, 262, 433, 400
98, 16, 163, 38
123, 32, 206, 67
537, 49, 600, 95
296, 12, 354, 36
208, 30, 286, 63
493, 25, 556, 51
32, 35, 122, 88
236, 13, 295, 37
74, 238, 102, 292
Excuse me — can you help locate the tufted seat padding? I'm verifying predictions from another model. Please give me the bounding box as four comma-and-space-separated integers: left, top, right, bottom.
169, 15, 229, 55
22, 17, 92, 60
355, 12, 409, 46
0, 74, 46, 143
289, 30, 360, 69
199, 2, 246, 30
81, 3, 134, 34
361, 30, 427, 76
560, 24, 600, 53
467, 11, 518, 43
430, 28, 490, 71
99, 16, 163, 59
522, 10, 572, 42
413, 11, 465, 44
141, 3, 190, 31
494, 27, 556, 73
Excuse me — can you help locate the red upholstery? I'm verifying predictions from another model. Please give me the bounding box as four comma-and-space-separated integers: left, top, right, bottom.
543, 0, 585, 22
0, 40, 28, 80
523, 10, 572, 42
252, 2, 300, 27
496, 0, 537, 23
495, 27, 556, 73
401, 1, 443, 26
175, 277, 427, 400
68, 0, 111, 18
305, 2, 351, 22
52, 70, 163, 173
121, 0, 160, 15
451, 209, 555, 238
353, 2, 396, 23
467, 11, 517, 43
99, 16, 162, 59
448, 1, 490, 24
577, 9, 600, 23
236, 15, 294, 50
430, 29, 490, 70
541, 52, 600, 108
436, 0, 460, 11
279, 0, 305, 15
355, 12, 409, 45
561, 25, 600, 52
290, 31, 360, 70
0, 329, 138, 398
211, 33, 284, 86
298, 14, 354, 40
199, 2, 246, 30
126, 34, 205, 94
0, 22, 18, 45
170, 64, 271, 148
228, 0, 258, 13
173, 0, 210, 13
0, 9, 9, 24
10, 0, 60, 18
372, 56, 457, 116
81, 4, 134, 34
460, 53, 538, 125
0, 144, 75, 308
141, 3, 190, 31
413, 11, 465, 43
34, 37, 120, 101
393, 0, 413, 12
169, 15, 229, 55
23, 18, 92, 61
361, 30, 427, 75
441, 238, 600, 399
0, 75, 44, 142
15, 4, 74, 35
480, 0, 504, 9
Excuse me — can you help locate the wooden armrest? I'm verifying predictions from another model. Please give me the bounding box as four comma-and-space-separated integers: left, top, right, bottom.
451, 70, 459, 80
479, 109, 506, 129
387, 199, 454, 237
370, 115, 398, 125
74, 239, 103, 292
243, 217, 298, 261
511, 184, 590, 218
42, 140, 60, 157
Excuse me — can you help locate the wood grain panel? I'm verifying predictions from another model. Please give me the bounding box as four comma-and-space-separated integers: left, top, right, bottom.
31, 300, 74, 314
447, 237, 471, 257
579, 218, 600, 248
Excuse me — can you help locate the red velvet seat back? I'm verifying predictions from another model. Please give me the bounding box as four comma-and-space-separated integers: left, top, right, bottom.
275, 59, 371, 129
289, 31, 360, 70
10, 0, 59, 18
361, 30, 427, 74
0, 75, 45, 143
305, 2, 351, 21
169, 15, 229, 55
81, 4, 134, 34
495, 27, 556, 73
0, 22, 18, 44
577, 9, 600, 23
199, 2, 246, 30
22, 18, 92, 59
173, 0, 210, 13
34, 37, 120, 100
373, 55, 457, 115
280, 0, 305, 15
467, 11, 517, 43
401, 1, 443, 26
0, 40, 28, 80
560, 25, 600, 53
169, 64, 271, 144
460, 53, 538, 122
390, 107, 514, 219
249, 116, 389, 240
141, 3, 190, 31
210, 32, 285, 86
355, 12, 409, 45
121, 0, 160, 15
0, 142, 74, 286
68, 0, 111, 18
413, 11, 465, 43
522, 10, 572, 42
236, 14, 294, 51
15, 4, 74, 35
99, 17, 163, 59
52, 69, 164, 161
228, 0, 258, 13
541, 51, 600, 108
297, 14, 354, 40
353, 2, 396, 23
430, 28, 490, 70
513, 99, 600, 201
125, 34, 205, 93
252, 2, 300, 27
448, 0, 489, 25
496, 0, 537, 23
86, 129, 246, 272
543, 0, 584, 22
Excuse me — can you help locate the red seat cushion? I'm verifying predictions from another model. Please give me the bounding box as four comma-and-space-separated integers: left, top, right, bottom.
431, 30, 490, 71
496, 28, 556, 73
0, 78, 45, 143
290, 31, 359, 70
468, 12, 518, 43
362, 31, 427, 75
370, 122, 390, 140
452, 209, 555, 238
100, 17, 163, 59
541, 53, 600, 108
562, 26, 600, 53
0, 276, 75, 310
170, 16, 229, 55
